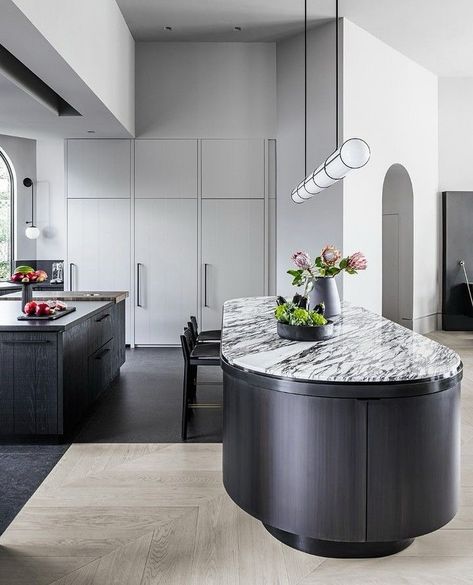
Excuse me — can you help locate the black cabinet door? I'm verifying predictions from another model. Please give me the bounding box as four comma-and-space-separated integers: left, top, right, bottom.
0, 333, 58, 434
367, 385, 461, 540
223, 373, 368, 542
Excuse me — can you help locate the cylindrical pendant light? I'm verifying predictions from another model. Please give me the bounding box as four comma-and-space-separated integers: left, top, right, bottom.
291, 0, 371, 205
292, 138, 371, 203
23, 177, 40, 239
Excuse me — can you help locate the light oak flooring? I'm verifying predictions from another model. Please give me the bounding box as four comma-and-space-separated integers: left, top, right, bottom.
0, 330, 473, 584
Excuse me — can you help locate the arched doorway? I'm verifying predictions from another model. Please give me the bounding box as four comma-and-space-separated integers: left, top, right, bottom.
382, 164, 414, 328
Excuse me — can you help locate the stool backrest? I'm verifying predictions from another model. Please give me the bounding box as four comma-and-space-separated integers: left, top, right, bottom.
190, 315, 199, 335
180, 328, 195, 363
187, 321, 198, 343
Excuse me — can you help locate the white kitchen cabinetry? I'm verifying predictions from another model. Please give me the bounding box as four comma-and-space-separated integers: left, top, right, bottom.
201, 199, 265, 329
201, 139, 265, 198
67, 140, 131, 198
135, 199, 198, 345
135, 140, 197, 198
67, 198, 132, 342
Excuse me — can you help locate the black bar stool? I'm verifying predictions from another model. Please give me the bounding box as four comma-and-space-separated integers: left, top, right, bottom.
180, 328, 221, 440
190, 315, 221, 343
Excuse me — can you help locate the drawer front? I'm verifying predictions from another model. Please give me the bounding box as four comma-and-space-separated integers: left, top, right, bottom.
88, 307, 114, 354
88, 339, 114, 403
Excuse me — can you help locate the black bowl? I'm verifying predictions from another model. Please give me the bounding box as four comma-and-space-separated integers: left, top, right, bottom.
277, 321, 334, 342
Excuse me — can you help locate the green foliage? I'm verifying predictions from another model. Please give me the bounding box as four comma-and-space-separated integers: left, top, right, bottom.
287, 269, 304, 287
274, 302, 327, 327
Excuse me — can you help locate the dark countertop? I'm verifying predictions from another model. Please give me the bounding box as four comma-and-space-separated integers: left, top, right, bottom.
0, 291, 128, 303
0, 300, 113, 332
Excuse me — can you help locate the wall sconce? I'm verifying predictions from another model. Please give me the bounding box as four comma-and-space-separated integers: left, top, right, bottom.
23, 177, 40, 239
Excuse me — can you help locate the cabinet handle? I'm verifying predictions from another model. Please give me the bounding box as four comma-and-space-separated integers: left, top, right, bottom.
95, 313, 110, 323
2, 340, 50, 345
204, 263, 209, 308
95, 347, 111, 360
136, 263, 143, 307
69, 262, 76, 291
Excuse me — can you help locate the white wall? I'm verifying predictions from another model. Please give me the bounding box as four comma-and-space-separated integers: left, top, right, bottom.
342, 19, 439, 333
0, 133, 36, 262
11, 0, 135, 136
136, 42, 276, 138
35, 139, 66, 260
439, 78, 473, 191
276, 23, 343, 298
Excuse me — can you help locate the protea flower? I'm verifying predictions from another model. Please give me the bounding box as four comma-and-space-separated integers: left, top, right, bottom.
320, 245, 341, 266
291, 250, 312, 270
347, 251, 367, 271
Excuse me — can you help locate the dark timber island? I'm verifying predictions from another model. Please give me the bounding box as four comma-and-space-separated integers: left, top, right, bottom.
0, 295, 127, 440
221, 297, 462, 558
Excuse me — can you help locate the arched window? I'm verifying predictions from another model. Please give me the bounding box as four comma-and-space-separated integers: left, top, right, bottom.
0, 150, 14, 280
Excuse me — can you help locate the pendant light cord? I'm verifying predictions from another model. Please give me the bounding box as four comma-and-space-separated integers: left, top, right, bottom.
31, 183, 34, 226
304, 0, 307, 176
335, 0, 339, 150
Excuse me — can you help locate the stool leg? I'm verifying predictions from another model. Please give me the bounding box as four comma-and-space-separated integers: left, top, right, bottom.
190, 364, 197, 401
181, 364, 190, 440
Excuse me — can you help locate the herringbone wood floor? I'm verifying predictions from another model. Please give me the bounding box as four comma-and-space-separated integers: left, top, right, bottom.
1, 330, 473, 584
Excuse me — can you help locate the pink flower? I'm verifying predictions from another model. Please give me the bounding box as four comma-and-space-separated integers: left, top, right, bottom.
321, 245, 341, 266
291, 251, 312, 270
347, 251, 367, 271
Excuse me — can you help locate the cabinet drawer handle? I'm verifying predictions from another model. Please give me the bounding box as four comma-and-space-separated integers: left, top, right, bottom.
95, 347, 111, 360
95, 313, 110, 323
2, 340, 50, 345
137, 263, 143, 307
69, 262, 76, 291
204, 263, 209, 308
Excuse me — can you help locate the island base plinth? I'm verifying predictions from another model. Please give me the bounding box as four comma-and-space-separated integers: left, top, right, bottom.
263, 524, 414, 558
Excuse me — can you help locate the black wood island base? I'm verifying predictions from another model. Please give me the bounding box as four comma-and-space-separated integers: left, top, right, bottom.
0, 298, 126, 440
221, 298, 462, 558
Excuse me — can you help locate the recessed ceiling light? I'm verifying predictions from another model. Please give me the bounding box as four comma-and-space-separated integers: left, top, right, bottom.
87, 130, 95, 134
163, 26, 173, 31
234, 26, 242, 31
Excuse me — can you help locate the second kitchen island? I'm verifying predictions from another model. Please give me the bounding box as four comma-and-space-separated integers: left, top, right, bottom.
0, 294, 127, 439
221, 297, 462, 558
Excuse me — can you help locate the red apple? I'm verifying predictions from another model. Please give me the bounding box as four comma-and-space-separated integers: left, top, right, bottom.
10, 273, 23, 282
24, 301, 37, 315
35, 302, 50, 316
34, 270, 48, 283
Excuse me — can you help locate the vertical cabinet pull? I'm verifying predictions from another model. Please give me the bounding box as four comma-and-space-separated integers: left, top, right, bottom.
136, 263, 143, 307
69, 263, 76, 291
204, 263, 209, 308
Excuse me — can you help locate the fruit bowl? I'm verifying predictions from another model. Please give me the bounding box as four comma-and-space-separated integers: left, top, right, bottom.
10, 266, 48, 309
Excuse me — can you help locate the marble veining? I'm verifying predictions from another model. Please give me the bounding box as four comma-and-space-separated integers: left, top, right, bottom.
221, 297, 462, 383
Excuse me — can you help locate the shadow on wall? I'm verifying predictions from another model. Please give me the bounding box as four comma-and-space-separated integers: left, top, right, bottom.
382, 164, 414, 328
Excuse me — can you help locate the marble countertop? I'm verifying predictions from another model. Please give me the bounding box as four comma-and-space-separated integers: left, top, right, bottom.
221, 297, 462, 384
0, 300, 113, 332
0, 291, 128, 303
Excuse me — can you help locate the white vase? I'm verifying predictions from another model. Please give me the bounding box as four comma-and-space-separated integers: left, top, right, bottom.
309, 277, 341, 318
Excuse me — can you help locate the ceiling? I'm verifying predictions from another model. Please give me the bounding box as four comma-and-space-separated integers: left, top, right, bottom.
116, 0, 473, 77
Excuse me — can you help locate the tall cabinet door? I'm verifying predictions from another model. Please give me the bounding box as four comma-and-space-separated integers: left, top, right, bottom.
202, 199, 265, 329
67, 198, 132, 342
135, 199, 198, 345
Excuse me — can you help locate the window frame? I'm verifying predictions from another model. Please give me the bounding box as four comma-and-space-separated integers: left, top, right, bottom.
0, 148, 15, 280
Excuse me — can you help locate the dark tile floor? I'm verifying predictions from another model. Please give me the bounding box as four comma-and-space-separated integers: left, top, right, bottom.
0, 347, 223, 535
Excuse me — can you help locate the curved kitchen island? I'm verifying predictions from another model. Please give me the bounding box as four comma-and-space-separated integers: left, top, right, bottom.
221, 297, 462, 558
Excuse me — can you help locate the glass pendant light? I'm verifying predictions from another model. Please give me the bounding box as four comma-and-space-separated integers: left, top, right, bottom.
292, 0, 371, 204
23, 177, 40, 239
